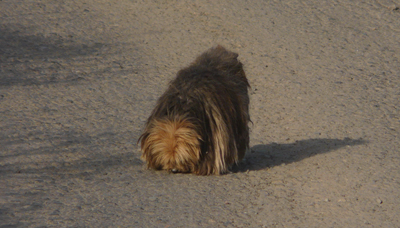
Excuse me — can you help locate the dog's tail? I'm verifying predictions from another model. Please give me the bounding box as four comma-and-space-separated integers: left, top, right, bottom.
139, 117, 202, 172
192, 45, 250, 88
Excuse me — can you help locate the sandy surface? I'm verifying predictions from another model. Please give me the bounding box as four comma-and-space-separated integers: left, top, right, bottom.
1, 0, 399, 227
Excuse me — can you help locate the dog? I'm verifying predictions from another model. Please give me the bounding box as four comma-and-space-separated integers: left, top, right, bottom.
138, 45, 250, 175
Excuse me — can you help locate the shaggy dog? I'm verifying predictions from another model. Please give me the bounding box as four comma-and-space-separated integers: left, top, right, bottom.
138, 45, 250, 175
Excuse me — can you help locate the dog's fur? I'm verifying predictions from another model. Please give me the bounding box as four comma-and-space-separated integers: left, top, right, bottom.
138, 45, 250, 175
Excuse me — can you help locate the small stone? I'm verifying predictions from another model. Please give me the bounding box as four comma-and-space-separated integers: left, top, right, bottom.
148, 197, 157, 201
376, 198, 382, 204
50, 209, 60, 215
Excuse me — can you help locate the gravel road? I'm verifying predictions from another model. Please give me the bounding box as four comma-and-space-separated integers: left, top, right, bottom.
1, 0, 399, 227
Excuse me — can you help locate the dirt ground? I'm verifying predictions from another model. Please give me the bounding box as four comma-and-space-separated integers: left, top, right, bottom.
1, 0, 399, 227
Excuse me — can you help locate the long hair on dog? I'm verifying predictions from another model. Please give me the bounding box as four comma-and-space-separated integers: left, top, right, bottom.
138, 45, 250, 175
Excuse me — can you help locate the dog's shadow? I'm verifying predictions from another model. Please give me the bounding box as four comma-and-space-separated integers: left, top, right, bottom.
233, 137, 367, 172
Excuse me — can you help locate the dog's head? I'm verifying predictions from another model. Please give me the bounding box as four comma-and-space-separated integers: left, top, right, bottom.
139, 117, 202, 173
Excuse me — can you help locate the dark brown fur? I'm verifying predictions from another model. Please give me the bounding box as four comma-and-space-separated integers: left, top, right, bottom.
138, 45, 250, 175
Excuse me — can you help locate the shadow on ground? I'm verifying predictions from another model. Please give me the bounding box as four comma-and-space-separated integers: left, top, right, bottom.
0, 27, 104, 86
0, 129, 142, 178
0, 27, 103, 61
233, 137, 367, 172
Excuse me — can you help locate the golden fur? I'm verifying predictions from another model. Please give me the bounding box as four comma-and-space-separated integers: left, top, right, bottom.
138, 45, 250, 175
141, 117, 202, 173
